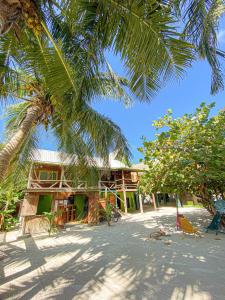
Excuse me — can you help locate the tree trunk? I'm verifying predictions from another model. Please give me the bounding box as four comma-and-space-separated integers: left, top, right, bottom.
197, 185, 215, 215
0, 0, 21, 35
0, 105, 41, 182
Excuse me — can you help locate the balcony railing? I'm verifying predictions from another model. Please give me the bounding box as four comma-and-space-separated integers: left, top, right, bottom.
28, 179, 138, 191
28, 179, 88, 190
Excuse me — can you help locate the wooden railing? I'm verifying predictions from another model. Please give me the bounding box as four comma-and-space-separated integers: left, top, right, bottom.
28, 179, 87, 190
28, 179, 138, 190
99, 179, 138, 190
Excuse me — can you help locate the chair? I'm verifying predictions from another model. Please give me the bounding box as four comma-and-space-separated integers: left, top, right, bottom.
206, 200, 225, 235
178, 214, 198, 234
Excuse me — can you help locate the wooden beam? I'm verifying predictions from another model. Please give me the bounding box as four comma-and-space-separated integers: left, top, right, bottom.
60, 166, 64, 188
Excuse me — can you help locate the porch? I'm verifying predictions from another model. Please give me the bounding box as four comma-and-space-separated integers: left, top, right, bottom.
27, 179, 139, 192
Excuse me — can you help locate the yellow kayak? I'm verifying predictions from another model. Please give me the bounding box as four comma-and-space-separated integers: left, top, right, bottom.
178, 215, 198, 234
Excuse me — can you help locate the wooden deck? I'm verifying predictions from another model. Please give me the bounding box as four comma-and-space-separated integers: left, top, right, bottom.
26, 179, 138, 192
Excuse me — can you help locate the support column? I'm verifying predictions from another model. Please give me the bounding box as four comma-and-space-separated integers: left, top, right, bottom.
139, 194, 144, 213
88, 192, 99, 225
122, 170, 128, 214
60, 166, 64, 188
123, 189, 128, 214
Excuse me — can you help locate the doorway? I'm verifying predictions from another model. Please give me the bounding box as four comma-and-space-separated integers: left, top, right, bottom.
74, 195, 89, 220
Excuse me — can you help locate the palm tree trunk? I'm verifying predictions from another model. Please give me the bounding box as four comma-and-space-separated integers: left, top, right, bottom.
0, 0, 21, 35
0, 104, 41, 182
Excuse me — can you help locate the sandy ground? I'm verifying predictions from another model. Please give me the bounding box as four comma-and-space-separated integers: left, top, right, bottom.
0, 207, 225, 300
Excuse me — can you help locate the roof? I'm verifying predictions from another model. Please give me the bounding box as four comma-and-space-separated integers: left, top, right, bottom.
32, 149, 133, 170
131, 162, 148, 171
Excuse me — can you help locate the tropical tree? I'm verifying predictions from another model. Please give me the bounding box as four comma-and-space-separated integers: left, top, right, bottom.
0, 171, 26, 231
2, 0, 224, 185
0, 0, 194, 103
2, 1, 225, 98
0, 67, 132, 182
139, 103, 225, 214
0, 0, 195, 181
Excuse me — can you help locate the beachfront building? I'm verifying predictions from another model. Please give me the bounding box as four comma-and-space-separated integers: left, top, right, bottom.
20, 149, 143, 234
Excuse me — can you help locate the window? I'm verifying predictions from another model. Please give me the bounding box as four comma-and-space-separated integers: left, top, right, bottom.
39, 171, 48, 180
39, 170, 58, 180
131, 172, 138, 182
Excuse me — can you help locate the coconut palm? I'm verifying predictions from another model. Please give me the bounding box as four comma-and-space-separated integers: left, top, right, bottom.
0, 70, 131, 182
2, 1, 225, 96
0, 0, 195, 181
77, 0, 225, 95
0, 0, 194, 103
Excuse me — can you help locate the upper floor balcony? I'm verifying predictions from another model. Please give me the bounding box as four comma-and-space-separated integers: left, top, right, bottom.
27, 178, 139, 192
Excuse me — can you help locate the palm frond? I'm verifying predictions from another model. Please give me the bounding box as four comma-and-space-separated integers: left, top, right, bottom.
73, 0, 194, 101
173, 0, 225, 94
51, 100, 131, 182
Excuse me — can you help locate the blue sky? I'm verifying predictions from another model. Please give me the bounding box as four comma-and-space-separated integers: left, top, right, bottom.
1, 32, 225, 163
92, 56, 225, 162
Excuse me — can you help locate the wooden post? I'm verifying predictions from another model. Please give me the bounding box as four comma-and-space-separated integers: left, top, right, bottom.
123, 189, 128, 214
139, 194, 143, 213
152, 193, 157, 210
104, 187, 108, 200
88, 192, 99, 224
122, 170, 128, 214
60, 166, 64, 188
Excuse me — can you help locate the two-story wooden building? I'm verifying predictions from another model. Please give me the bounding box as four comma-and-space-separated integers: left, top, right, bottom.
20, 149, 143, 234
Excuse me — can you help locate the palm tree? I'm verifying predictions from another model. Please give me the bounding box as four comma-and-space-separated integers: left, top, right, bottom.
0, 0, 194, 103
2, 1, 225, 96
0, 1, 195, 181
0, 71, 131, 182
0, 1, 223, 177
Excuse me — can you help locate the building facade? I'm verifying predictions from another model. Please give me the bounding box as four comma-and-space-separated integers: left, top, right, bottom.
20, 150, 143, 234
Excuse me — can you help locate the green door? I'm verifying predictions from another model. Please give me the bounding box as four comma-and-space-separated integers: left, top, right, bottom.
37, 195, 53, 215
74, 195, 88, 220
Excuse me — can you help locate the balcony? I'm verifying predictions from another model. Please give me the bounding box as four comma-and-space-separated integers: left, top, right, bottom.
28, 179, 89, 191
99, 179, 138, 191
27, 178, 138, 192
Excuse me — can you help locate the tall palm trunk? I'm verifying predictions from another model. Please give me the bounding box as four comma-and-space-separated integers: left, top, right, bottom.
0, 0, 21, 35
0, 104, 41, 181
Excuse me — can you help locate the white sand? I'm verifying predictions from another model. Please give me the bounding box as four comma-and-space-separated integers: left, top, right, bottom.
0, 207, 225, 300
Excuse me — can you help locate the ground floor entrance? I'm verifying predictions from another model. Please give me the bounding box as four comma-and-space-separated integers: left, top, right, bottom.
55, 194, 89, 223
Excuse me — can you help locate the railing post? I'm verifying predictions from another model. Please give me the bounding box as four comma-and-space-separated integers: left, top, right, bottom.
60, 166, 64, 188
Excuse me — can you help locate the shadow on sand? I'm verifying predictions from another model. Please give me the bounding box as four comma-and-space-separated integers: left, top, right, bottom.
0, 208, 224, 299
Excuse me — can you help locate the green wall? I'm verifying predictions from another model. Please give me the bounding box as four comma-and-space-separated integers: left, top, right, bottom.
37, 195, 53, 215
74, 195, 87, 220
117, 191, 137, 212
100, 191, 139, 212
